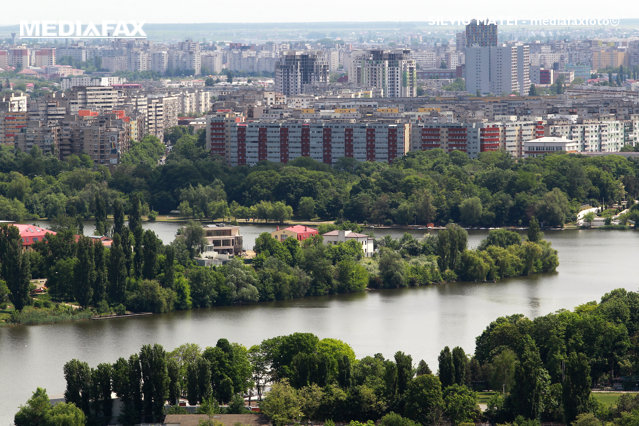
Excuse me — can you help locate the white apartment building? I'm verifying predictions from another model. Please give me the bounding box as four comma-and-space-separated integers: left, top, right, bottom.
350, 50, 417, 98
466, 44, 530, 96
547, 120, 625, 153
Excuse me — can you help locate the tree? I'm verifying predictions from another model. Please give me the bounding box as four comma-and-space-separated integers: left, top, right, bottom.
92, 363, 113, 421
436, 224, 467, 272
63, 359, 92, 414
508, 338, 549, 420
535, 188, 571, 227
583, 212, 595, 228
562, 352, 591, 423
92, 241, 108, 305
108, 233, 127, 304
395, 351, 413, 395
416, 360, 432, 376
260, 379, 302, 425
452, 347, 468, 385
403, 374, 444, 425
487, 348, 517, 393
459, 197, 483, 226
15, 388, 86, 426
187, 356, 212, 405
140, 344, 169, 422
298, 197, 315, 220
0, 224, 31, 310
73, 236, 95, 307
527, 217, 542, 242
443, 384, 479, 425
113, 199, 125, 236
182, 220, 206, 258
438, 347, 455, 388
129, 195, 144, 277
142, 230, 161, 280
378, 248, 407, 288
528, 84, 538, 96
478, 229, 521, 250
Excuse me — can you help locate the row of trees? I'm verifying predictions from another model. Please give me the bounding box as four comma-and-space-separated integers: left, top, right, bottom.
1, 131, 637, 227
20, 287, 639, 426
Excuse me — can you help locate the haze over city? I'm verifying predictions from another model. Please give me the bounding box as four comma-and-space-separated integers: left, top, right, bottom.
0, 0, 636, 25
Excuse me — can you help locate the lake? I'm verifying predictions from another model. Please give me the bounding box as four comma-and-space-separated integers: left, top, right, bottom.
1, 229, 637, 423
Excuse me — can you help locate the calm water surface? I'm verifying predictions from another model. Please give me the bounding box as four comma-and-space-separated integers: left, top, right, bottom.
1, 229, 638, 423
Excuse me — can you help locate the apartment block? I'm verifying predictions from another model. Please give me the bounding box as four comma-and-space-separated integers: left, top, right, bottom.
59, 111, 131, 165
350, 50, 417, 98
8, 48, 29, 69
224, 120, 409, 166
15, 120, 60, 156
275, 52, 329, 97
0, 111, 27, 146
34, 48, 56, 67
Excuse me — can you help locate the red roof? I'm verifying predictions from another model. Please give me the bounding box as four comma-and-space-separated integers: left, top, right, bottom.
284, 225, 318, 234
13, 224, 56, 246
283, 225, 318, 241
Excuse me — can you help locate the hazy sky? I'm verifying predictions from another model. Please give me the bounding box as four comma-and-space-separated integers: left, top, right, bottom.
1, 0, 630, 25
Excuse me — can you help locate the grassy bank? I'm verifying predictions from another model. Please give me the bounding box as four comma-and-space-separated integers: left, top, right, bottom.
592, 392, 639, 407
0, 299, 96, 326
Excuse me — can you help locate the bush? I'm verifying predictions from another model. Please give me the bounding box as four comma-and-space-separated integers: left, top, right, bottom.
114, 304, 126, 315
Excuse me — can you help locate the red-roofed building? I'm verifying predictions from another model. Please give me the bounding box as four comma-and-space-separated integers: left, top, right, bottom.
13, 224, 56, 248
73, 234, 113, 247
271, 225, 318, 242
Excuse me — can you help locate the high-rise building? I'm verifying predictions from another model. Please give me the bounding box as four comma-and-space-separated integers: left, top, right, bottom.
168, 41, 201, 75
150, 51, 169, 74
34, 48, 56, 67
8, 48, 29, 69
275, 52, 328, 97
466, 42, 530, 96
465, 19, 497, 47
464, 46, 491, 95
127, 50, 149, 72
350, 50, 417, 98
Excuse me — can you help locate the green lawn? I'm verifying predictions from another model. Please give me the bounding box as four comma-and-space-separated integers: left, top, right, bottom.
592, 392, 638, 407
477, 391, 498, 404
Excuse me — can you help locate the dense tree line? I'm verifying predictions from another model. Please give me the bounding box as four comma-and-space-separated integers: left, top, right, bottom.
2, 217, 557, 315
2, 129, 639, 227
20, 289, 639, 425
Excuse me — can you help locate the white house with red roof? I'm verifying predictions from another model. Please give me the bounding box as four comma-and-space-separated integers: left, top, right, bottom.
322, 229, 375, 257
13, 224, 56, 248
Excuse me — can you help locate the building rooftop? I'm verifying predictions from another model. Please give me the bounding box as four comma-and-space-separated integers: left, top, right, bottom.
283, 225, 318, 234
322, 229, 371, 238
13, 224, 56, 246
527, 136, 575, 143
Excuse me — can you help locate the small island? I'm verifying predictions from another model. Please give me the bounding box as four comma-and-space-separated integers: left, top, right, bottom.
0, 212, 557, 326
